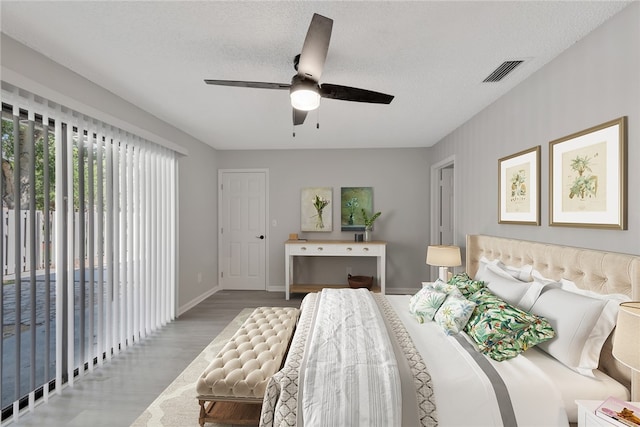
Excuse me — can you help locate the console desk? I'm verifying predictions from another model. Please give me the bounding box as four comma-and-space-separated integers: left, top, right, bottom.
284, 239, 387, 300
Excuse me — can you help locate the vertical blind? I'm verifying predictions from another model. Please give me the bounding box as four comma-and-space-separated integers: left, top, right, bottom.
0, 83, 177, 422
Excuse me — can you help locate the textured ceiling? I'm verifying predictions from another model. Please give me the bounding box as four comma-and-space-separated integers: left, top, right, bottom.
0, 1, 632, 150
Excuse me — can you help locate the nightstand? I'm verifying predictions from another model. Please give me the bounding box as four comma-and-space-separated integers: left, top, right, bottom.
576, 399, 640, 427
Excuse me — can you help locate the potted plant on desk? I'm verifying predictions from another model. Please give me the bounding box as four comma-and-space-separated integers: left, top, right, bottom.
362, 209, 381, 242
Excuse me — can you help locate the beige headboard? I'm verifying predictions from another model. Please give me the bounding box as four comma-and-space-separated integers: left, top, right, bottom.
466, 234, 640, 398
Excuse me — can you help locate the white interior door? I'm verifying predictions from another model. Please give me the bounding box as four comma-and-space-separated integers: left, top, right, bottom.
431, 158, 456, 247
440, 167, 454, 245
430, 157, 456, 280
219, 170, 267, 290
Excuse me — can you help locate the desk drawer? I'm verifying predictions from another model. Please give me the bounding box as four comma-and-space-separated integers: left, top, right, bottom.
288, 244, 382, 256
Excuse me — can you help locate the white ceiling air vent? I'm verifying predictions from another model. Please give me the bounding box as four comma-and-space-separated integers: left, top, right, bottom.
483, 60, 525, 82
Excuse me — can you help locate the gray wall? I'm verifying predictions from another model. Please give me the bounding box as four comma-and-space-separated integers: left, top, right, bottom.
0, 33, 220, 312
429, 2, 640, 257
3, 1, 637, 310
218, 148, 431, 292
177, 140, 220, 310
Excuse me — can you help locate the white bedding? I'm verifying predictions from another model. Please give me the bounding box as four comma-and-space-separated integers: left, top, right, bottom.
262, 290, 626, 427
521, 348, 629, 421
387, 294, 570, 427
260, 290, 437, 427
301, 289, 401, 426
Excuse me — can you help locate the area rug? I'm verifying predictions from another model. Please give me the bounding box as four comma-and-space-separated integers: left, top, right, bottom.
131, 308, 253, 427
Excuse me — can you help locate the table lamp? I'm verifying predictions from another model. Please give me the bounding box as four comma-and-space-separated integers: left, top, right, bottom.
612, 301, 640, 401
426, 245, 462, 281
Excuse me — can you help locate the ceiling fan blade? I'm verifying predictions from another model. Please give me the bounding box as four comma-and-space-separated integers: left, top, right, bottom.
319, 84, 394, 104
293, 108, 308, 126
297, 13, 333, 82
204, 79, 290, 90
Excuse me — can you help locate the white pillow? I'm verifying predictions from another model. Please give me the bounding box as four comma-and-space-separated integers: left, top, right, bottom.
531, 269, 560, 286
475, 264, 544, 310
560, 278, 629, 302
504, 263, 534, 282
477, 256, 533, 282
529, 281, 629, 377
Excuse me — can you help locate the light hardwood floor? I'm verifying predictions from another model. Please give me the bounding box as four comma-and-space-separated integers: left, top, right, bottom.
8, 290, 304, 427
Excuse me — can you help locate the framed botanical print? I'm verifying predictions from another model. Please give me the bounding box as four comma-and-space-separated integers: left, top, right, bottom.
549, 117, 627, 229
498, 146, 540, 225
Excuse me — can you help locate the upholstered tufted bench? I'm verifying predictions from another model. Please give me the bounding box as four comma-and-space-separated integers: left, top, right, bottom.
196, 306, 299, 426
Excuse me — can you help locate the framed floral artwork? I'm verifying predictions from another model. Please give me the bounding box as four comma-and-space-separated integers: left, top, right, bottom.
498, 146, 540, 225
301, 187, 332, 231
549, 116, 627, 229
340, 187, 373, 231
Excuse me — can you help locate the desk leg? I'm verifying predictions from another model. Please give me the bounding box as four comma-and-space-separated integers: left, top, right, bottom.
285, 255, 291, 300
379, 249, 386, 294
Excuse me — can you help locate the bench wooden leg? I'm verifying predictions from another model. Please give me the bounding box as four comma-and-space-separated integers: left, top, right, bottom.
198, 399, 212, 427
198, 399, 262, 426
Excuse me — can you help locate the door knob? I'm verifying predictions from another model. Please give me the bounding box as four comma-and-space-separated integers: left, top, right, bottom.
257, 235, 265, 239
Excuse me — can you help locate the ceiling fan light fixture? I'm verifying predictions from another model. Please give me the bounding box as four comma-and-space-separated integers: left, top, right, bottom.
290, 88, 320, 111
204, 13, 394, 125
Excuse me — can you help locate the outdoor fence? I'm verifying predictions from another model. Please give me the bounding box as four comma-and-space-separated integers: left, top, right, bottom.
2, 208, 101, 279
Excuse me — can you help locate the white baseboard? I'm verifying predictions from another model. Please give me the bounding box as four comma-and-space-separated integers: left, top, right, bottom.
385, 287, 417, 295
178, 285, 221, 316
188, 284, 417, 300
265, 284, 415, 296
267, 284, 285, 293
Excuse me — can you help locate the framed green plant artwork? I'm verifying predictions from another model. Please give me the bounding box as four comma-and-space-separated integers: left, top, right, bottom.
341, 187, 373, 231
549, 116, 627, 229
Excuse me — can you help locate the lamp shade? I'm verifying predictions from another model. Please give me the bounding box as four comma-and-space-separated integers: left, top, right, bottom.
612, 301, 640, 371
426, 245, 462, 267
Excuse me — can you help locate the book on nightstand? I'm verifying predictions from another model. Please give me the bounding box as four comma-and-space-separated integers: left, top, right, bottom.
596, 397, 640, 427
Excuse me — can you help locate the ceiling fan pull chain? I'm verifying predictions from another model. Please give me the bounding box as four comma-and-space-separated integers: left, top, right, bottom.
316, 106, 320, 129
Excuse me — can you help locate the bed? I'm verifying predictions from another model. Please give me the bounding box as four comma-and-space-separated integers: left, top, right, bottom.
260, 234, 639, 426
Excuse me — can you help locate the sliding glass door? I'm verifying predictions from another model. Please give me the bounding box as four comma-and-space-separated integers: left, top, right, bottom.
0, 85, 176, 421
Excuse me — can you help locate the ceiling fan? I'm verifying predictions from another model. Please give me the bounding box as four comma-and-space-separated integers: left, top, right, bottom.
204, 13, 394, 126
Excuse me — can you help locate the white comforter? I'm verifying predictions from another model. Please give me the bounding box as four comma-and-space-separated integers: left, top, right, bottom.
261, 291, 571, 427
387, 294, 570, 427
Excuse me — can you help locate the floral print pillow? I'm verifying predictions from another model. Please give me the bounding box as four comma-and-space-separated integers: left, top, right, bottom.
433, 290, 477, 335
448, 272, 486, 298
464, 288, 555, 361
409, 286, 448, 323
429, 278, 459, 294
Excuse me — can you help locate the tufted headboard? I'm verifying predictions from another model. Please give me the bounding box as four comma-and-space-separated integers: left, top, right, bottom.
466, 234, 640, 398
